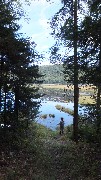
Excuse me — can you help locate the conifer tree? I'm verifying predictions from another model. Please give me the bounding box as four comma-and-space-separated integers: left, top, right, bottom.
0, 0, 42, 149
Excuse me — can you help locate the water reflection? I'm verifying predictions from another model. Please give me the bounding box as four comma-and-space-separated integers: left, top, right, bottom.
36, 100, 85, 130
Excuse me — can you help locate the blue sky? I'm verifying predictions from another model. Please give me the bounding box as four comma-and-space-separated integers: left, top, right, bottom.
18, 0, 63, 64
18, 1, 88, 65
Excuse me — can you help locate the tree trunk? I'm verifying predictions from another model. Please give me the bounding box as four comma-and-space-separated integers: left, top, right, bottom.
14, 82, 19, 126
4, 90, 7, 127
0, 56, 4, 113
73, 0, 79, 143
96, 36, 101, 133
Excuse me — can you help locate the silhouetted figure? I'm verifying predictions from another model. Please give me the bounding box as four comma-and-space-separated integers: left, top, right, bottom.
59, 117, 64, 135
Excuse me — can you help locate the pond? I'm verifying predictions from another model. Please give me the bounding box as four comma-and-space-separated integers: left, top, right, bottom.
36, 99, 86, 130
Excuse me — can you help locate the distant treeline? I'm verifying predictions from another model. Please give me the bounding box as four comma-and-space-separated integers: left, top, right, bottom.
39, 64, 66, 84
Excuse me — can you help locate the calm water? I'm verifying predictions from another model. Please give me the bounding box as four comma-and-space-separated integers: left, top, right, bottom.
36, 100, 85, 130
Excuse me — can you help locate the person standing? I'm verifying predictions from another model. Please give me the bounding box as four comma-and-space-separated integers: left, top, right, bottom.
59, 117, 64, 135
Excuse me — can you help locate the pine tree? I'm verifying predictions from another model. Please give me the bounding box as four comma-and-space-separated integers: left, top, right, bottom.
0, 0, 42, 149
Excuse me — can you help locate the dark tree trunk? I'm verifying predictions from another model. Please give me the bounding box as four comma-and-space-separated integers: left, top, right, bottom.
0, 56, 4, 113
96, 35, 101, 133
4, 90, 7, 127
73, 0, 79, 143
14, 83, 19, 126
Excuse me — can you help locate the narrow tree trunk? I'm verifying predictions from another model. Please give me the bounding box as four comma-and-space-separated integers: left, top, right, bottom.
73, 0, 79, 143
0, 56, 4, 113
4, 90, 7, 127
14, 82, 19, 126
4, 70, 8, 127
0, 61, 2, 113
96, 38, 101, 133
0, 88, 1, 113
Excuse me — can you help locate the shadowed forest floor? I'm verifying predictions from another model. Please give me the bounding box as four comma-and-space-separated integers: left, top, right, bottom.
0, 132, 101, 180
0, 134, 71, 180
42, 135, 71, 180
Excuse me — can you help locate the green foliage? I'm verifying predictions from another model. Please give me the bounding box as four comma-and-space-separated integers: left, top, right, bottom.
39, 64, 66, 84
39, 64, 86, 85
78, 1, 101, 143
33, 122, 57, 140
54, 141, 100, 179
78, 114, 101, 144
65, 124, 73, 139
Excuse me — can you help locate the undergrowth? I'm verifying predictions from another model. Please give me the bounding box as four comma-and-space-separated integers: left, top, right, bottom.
0, 122, 101, 180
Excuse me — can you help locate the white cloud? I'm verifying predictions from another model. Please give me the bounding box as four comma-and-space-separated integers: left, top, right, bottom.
30, 0, 51, 8
39, 17, 50, 30
31, 31, 49, 42
31, 32, 50, 51
30, 0, 53, 41
19, 0, 62, 55
39, 60, 51, 66
31, 10, 52, 51
31, 33, 41, 39
41, 45, 49, 51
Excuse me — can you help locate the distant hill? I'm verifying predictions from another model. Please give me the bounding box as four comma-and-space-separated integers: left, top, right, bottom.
39, 64, 66, 84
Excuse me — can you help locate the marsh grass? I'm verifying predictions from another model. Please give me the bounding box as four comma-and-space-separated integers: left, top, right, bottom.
49, 114, 55, 118
79, 95, 96, 104
55, 104, 74, 115
40, 114, 55, 119
41, 84, 96, 92
40, 114, 47, 119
